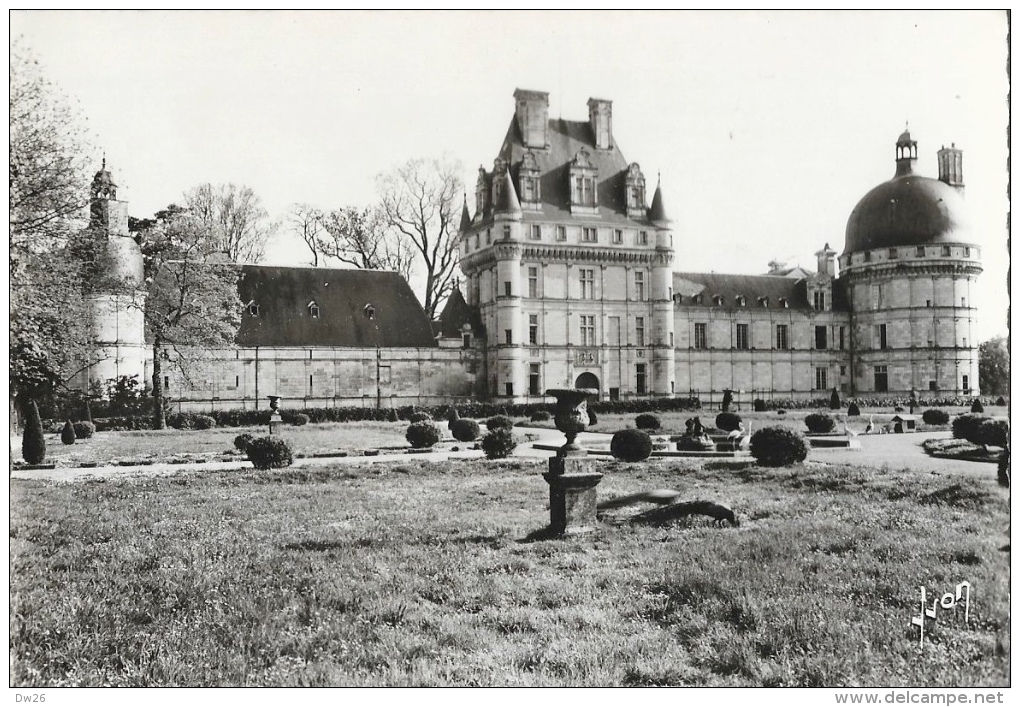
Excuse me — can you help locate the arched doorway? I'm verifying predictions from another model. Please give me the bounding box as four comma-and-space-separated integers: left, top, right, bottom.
574, 372, 600, 394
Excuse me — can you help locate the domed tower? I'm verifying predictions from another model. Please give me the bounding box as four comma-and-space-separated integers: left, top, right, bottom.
86, 160, 149, 390
838, 131, 982, 397
491, 167, 526, 398
648, 178, 676, 395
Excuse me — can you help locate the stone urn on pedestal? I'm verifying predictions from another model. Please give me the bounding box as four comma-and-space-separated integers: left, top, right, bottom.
543, 388, 603, 535
267, 395, 283, 434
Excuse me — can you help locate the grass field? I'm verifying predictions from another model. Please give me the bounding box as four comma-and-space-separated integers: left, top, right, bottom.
10, 456, 1009, 687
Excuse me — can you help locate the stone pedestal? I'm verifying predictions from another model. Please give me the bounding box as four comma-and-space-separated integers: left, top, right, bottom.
544, 456, 603, 535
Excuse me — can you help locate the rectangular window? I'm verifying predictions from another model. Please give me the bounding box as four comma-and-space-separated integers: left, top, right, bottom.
838, 326, 845, 350
916, 246, 925, 257
504, 281, 511, 297
505, 382, 513, 397
634, 271, 645, 301
235, 375, 240, 388
962, 375, 970, 392
636, 363, 647, 395
529, 364, 541, 396
505, 329, 512, 345
736, 323, 749, 350
874, 365, 888, 392
813, 291, 825, 311
635, 317, 645, 346
309, 374, 313, 394
579, 268, 595, 299
814, 367, 828, 391
527, 266, 538, 298
694, 322, 708, 350
486, 229, 491, 244
573, 176, 595, 206
580, 315, 596, 346
529, 314, 538, 345
929, 380, 937, 391
530, 224, 541, 240
462, 333, 472, 348
638, 231, 648, 245
556, 225, 567, 241
669, 331, 674, 347
613, 229, 623, 244
163, 376, 170, 390
961, 297, 967, 308
889, 247, 898, 260
582, 227, 597, 243
840, 365, 847, 376
815, 325, 827, 350
942, 245, 952, 257
503, 225, 511, 240
876, 324, 887, 350
864, 251, 872, 262
776, 324, 789, 350
963, 246, 971, 258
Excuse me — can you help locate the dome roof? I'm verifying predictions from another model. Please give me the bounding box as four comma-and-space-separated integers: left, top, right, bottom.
843, 172, 973, 254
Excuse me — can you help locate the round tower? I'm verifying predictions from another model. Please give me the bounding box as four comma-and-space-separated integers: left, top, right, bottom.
838, 131, 981, 397
86, 161, 149, 391
648, 178, 676, 396
492, 168, 527, 400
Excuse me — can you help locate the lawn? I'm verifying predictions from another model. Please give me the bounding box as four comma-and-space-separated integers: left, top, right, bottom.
10, 456, 1009, 687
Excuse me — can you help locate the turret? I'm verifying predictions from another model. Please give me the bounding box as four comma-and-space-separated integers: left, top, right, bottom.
815, 243, 837, 278
895, 127, 917, 177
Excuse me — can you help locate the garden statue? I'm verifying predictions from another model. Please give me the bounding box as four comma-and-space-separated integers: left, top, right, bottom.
677, 416, 715, 451
267, 395, 283, 434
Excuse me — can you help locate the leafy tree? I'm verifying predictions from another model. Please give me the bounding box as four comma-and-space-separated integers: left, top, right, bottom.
183, 183, 275, 264
377, 156, 463, 320
979, 336, 1009, 396
140, 209, 243, 428
10, 40, 97, 413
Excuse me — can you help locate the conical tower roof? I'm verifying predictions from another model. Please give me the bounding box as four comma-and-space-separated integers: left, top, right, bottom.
493, 169, 522, 215
459, 197, 472, 231
648, 177, 669, 225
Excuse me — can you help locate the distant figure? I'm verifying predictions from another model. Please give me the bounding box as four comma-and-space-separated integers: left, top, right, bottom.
865, 416, 875, 435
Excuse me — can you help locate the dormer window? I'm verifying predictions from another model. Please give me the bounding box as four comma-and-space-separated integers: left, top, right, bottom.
758, 296, 769, 308
693, 294, 704, 305
778, 297, 789, 309
568, 148, 598, 214
624, 163, 647, 218
736, 295, 747, 307
308, 301, 320, 319
713, 295, 724, 306
475, 167, 490, 219
247, 301, 260, 316
674, 294, 683, 304
519, 151, 541, 208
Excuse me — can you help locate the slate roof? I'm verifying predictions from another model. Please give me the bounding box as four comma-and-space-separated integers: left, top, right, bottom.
673, 272, 850, 312
485, 116, 650, 227
237, 265, 437, 348
434, 288, 483, 339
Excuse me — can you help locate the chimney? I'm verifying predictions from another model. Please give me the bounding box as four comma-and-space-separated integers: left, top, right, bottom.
815, 243, 837, 278
767, 259, 786, 276
513, 89, 549, 149
587, 97, 613, 150
937, 143, 964, 194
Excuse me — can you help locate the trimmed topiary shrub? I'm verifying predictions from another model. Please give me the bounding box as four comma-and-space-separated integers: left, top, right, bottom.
953, 414, 990, 444
61, 420, 76, 445
530, 410, 552, 422
387, 408, 399, 422
450, 418, 481, 442
971, 398, 985, 413
193, 414, 216, 430
749, 426, 809, 467
610, 429, 653, 462
715, 412, 742, 432
721, 389, 733, 412
447, 407, 460, 428
635, 413, 661, 431
409, 411, 433, 423
588, 409, 598, 426
776, 409, 787, 415
481, 428, 517, 459
22, 400, 46, 464
998, 448, 1010, 488
804, 412, 836, 434
847, 402, 861, 417
978, 418, 1010, 448
406, 421, 442, 449
829, 388, 841, 410
291, 413, 310, 426
753, 398, 766, 412
922, 408, 950, 425
246, 436, 293, 470
485, 415, 514, 431
234, 433, 255, 453
73, 421, 96, 439
996, 396, 1007, 406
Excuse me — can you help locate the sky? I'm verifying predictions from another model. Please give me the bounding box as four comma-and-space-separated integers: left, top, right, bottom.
10, 10, 1011, 342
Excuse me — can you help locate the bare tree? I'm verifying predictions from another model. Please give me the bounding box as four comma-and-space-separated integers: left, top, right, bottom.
184, 183, 274, 263
140, 209, 242, 429
288, 203, 325, 266
317, 205, 413, 282
376, 156, 463, 320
